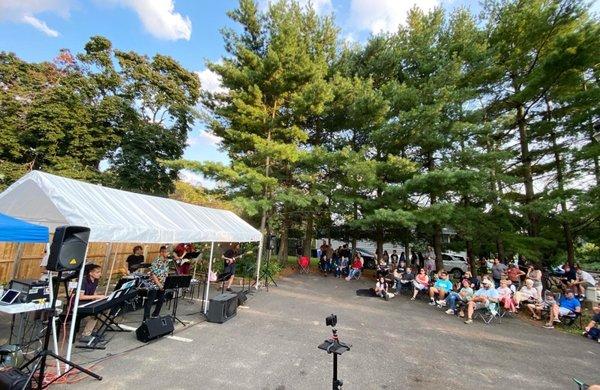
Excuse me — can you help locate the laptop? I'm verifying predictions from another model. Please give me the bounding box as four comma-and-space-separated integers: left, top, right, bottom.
0, 290, 21, 305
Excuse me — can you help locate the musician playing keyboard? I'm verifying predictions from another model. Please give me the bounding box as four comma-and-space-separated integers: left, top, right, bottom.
221, 243, 240, 292
78, 264, 106, 342
144, 245, 170, 320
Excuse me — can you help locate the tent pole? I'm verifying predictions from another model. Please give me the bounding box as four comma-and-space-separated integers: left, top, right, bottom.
47, 270, 62, 376
104, 242, 121, 295
202, 242, 215, 315
100, 242, 113, 286
65, 245, 90, 364
255, 235, 264, 289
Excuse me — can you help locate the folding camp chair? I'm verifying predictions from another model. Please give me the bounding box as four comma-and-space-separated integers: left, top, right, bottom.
475, 302, 501, 325
298, 256, 310, 274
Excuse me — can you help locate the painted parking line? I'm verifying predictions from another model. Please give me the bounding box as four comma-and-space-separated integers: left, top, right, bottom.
166, 335, 193, 343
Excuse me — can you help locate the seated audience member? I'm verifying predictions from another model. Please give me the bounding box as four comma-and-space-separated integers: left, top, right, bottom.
570, 266, 597, 298
78, 264, 106, 342
544, 291, 581, 329
464, 279, 499, 324
345, 253, 363, 281
583, 303, 600, 342
461, 271, 480, 290
527, 291, 556, 321
445, 278, 474, 315
506, 263, 525, 289
497, 279, 516, 313
126, 245, 145, 273
397, 259, 406, 274
429, 271, 453, 306
411, 268, 430, 301
334, 255, 346, 278
561, 263, 577, 287
514, 279, 539, 307
395, 266, 415, 294
376, 259, 390, 279
375, 276, 391, 300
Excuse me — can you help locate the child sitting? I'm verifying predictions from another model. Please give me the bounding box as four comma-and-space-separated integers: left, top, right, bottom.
497, 279, 516, 313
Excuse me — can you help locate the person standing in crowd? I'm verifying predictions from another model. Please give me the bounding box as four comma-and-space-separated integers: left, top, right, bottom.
78, 264, 106, 342
526, 264, 544, 300
506, 263, 525, 289
391, 250, 399, 264
382, 250, 390, 265
491, 257, 508, 288
145, 245, 169, 320
126, 245, 145, 273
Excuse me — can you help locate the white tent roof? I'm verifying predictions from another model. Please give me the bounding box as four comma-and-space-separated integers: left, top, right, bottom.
0, 171, 261, 243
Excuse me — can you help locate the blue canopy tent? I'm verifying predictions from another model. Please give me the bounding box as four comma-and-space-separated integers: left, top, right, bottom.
0, 212, 49, 243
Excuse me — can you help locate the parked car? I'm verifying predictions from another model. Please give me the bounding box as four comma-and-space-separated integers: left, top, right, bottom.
354, 247, 376, 269
442, 253, 468, 279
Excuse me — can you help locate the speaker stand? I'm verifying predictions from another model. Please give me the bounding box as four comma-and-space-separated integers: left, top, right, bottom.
21, 270, 102, 388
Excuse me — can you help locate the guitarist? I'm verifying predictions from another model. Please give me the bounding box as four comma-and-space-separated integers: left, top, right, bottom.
221, 243, 240, 292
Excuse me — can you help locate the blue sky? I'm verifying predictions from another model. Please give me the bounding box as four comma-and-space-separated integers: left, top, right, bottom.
1, 0, 598, 186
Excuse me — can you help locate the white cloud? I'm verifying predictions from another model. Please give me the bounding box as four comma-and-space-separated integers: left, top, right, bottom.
178, 170, 215, 189
197, 132, 223, 146
22, 15, 59, 37
0, 0, 71, 37
349, 0, 439, 34
196, 68, 227, 95
110, 0, 191, 41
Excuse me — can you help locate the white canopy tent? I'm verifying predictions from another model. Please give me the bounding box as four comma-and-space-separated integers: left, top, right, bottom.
0, 171, 264, 362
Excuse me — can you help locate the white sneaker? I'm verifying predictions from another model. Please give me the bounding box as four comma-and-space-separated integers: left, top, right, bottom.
436, 300, 446, 306
428, 301, 436, 305
445, 309, 454, 315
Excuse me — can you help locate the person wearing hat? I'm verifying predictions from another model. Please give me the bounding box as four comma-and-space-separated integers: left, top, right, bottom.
464, 278, 499, 324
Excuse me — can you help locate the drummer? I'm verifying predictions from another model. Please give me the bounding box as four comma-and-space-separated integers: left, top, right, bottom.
126, 245, 145, 273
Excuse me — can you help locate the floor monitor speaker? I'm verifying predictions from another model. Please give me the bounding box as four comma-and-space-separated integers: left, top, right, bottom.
207, 293, 238, 323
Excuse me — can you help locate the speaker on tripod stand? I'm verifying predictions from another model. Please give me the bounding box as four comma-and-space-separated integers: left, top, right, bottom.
19, 225, 102, 389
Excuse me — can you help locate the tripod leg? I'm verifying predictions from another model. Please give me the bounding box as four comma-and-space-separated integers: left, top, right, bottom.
46, 352, 102, 380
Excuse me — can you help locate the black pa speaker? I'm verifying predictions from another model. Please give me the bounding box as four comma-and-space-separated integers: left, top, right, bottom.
136, 316, 174, 342
0, 367, 31, 390
47, 226, 91, 271
207, 293, 238, 323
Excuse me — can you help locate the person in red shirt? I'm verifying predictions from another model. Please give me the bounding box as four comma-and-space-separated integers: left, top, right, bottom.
345, 253, 363, 281
506, 263, 525, 288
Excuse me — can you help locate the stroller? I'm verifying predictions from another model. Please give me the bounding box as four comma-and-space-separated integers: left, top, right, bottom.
298, 256, 310, 274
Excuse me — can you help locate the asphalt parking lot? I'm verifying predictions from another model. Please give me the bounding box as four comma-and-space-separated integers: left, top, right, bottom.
57, 273, 599, 389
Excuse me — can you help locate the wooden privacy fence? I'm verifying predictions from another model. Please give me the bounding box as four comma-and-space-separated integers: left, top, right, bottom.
0, 242, 165, 285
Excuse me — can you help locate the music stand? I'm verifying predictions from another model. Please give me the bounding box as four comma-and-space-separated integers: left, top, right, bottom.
164, 275, 192, 326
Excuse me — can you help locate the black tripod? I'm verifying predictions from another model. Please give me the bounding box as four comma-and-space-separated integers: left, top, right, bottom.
261, 245, 278, 291
21, 270, 102, 389
318, 328, 350, 390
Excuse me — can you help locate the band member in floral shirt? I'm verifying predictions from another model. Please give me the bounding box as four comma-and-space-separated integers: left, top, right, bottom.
144, 245, 170, 320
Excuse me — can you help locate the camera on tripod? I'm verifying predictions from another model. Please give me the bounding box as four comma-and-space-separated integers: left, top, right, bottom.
326, 314, 337, 327
318, 314, 350, 390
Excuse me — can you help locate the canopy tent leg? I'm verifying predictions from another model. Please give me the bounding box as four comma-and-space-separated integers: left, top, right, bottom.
101, 243, 113, 293
104, 243, 122, 295
65, 245, 90, 364
255, 235, 264, 289
202, 242, 215, 315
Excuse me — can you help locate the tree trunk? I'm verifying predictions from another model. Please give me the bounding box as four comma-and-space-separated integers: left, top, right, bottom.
376, 229, 384, 261
303, 214, 314, 258
277, 218, 289, 264
496, 238, 505, 263
433, 227, 443, 271
547, 101, 574, 265
516, 103, 539, 236
466, 239, 478, 277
